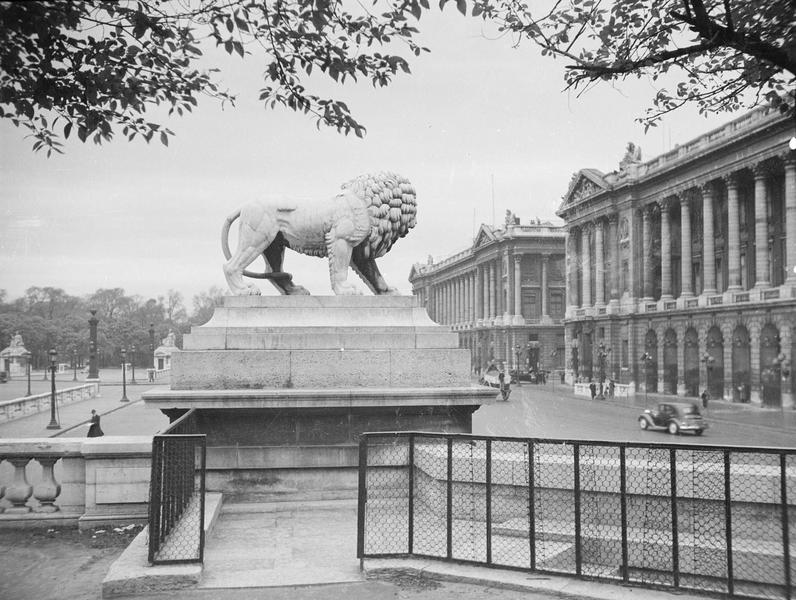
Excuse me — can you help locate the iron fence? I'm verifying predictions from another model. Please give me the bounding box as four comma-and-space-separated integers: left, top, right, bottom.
358, 432, 795, 600
147, 409, 207, 564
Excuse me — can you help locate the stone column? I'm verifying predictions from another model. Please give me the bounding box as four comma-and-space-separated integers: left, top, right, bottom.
541, 254, 549, 318
507, 252, 515, 319
753, 164, 770, 288
725, 173, 742, 291
513, 255, 522, 323
642, 207, 653, 300
679, 192, 693, 297
702, 182, 717, 294
488, 262, 496, 320
464, 274, 470, 323
786, 155, 796, 283
594, 220, 605, 306
457, 277, 463, 323
482, 263, 489, 321
565, 231, 575, 310
471, 272, 477, 322
581, 225, 592, 307
660, 198, 673, 299
475, 266, 484, 323
608, 214, 620, 304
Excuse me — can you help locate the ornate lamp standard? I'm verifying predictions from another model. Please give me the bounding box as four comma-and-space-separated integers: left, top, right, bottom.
148, 323, 155, 382
550, 349, 559, 390
596, 341, 611, 399
88, 309, 99, 380
72, 350, 78, 381
640, 352, 654, 408
46, 348, 60, 430
130, 344, 137, 384
700, 352, 715, 401
514, 344, 522, 386
23, 350, 31, 396
120, 348, 129, 402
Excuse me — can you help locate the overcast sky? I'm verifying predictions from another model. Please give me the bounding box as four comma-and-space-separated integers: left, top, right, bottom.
0, 9, 737, 305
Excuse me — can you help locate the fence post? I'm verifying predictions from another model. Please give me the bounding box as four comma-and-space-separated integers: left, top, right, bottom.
724, 449, 734, 596
670, 447, 679, 588
486, 439, 492, 565
447, 437, 453, 560
408, 434, 414, 556
528, 441, 535, 571
620, 445, 628, 582
356, 436, 367, 560
781, 453, 792, 599
198, 439, 206, 564
574, 442, 581, 576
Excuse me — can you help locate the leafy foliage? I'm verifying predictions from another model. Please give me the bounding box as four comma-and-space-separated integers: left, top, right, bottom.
470, 0, 795, 128
0, 285, 219, 370
1, 0, 792, 154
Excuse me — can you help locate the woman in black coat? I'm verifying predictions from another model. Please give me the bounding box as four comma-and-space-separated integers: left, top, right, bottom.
87, 409, 104, 437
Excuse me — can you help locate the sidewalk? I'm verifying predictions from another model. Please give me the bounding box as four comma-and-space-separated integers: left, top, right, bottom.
0, 369, 170, 439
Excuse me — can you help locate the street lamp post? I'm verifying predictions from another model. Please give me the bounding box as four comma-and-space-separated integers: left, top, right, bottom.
597, 341, 611, 399
88, 309, 99, 380
640, 352, 653, 408
46, 348, 60, 430
23, 351, 31, 397
148, 323, 155, 382
120, 348, 129, 402
72, 350, 77, 381
130, 344, 137, 384
514, 344, 522, 386
550, 350, 559, 390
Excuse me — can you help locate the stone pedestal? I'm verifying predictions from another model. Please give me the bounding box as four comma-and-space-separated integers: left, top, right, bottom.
143, 296, 495, 498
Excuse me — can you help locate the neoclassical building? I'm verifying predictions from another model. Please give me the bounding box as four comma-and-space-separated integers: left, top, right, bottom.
409, 213, 566, 374
557, 107, 795, 408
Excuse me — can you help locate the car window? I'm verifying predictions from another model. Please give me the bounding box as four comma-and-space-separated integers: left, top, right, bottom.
681, 404, 700, 415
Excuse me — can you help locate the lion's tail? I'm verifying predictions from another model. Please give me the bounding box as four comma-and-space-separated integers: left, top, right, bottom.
221, 208, 241, 260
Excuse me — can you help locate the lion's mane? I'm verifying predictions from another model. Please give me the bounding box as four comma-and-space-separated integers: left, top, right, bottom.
342, 171, 417, 259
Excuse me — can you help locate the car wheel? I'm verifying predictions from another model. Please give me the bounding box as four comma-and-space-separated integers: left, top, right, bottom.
694, 429, 703, 436
668, 422, 679, 435
638, 418, 648, 430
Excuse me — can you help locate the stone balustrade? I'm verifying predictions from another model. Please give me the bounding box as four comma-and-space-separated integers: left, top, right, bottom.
0, 382, 100, 423
573, 381, 633, 398
0, 437, 152, 529
146, 367, 170, 381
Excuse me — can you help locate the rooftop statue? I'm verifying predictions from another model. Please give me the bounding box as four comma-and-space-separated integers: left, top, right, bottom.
222, 172, 417, 295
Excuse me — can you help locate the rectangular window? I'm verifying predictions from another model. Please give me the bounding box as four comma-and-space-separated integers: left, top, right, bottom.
522, 291, 538, 319
622, 340, 628, 368
549, 292, 563, 318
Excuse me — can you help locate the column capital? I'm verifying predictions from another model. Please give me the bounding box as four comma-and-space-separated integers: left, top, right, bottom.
541, 253, 550, 263
659, 197, 675, 212
607, 212, 619, 225
513, 254, 522, 264
752, 161, 769, 179
642, 203, 656, 218
722, 171, 741, 189
699, 180, 716, 197
783, 150, 796, 167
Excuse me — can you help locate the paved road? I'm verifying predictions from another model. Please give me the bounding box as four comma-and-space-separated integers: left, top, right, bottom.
473, 382, 796, 447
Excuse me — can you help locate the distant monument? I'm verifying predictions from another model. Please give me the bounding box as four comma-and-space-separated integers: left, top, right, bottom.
153, 329, 178, 371
144, 172, 495, 499
0, 332, 29, 377
221, 171, 417, 296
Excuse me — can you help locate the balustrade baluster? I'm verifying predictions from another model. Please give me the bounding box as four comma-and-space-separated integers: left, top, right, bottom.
0, 458, 5, 512
5, 457, 33, 513
33, 457, 61, 512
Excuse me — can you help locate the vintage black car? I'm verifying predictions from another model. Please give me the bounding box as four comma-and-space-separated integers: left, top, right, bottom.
638, 402, 707, 435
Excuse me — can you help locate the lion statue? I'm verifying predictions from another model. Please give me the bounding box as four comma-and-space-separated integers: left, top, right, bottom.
222, 171, 417, 295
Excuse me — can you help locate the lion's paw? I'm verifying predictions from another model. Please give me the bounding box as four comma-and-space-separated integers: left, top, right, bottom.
243, 284, 262, 296
381, 286, 401, 296
334, 282, 362, 295
286, 285, 311, 295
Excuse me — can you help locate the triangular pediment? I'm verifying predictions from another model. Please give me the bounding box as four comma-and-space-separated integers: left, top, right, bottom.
473, 224, 496, 249
408, 263, 423, 281
561, 169, 609, 207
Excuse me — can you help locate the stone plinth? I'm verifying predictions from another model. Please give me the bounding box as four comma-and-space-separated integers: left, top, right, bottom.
143, 295, 496, 498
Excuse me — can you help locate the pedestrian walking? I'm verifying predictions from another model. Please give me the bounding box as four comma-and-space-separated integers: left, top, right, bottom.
498, 371, 511, 401
589, 381, 596, 400
86, 409, 104, 437
608, 379, 615, 398
701, 390, 709, 410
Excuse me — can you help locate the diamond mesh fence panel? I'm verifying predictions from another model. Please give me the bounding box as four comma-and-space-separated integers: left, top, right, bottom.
675, 448, 727, 595
490, 440, 532, 569
359, 435, 794, 600
413, 435, 448, 558
148, 434, 205, 564
621, 446, 673, 586
363, 434, 409, 556
533, 442, 575, 574
730, 452, 788, 600
579, 444, 623, 580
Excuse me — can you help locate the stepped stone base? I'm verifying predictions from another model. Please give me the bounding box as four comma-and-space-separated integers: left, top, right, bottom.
143, 296, 496, 495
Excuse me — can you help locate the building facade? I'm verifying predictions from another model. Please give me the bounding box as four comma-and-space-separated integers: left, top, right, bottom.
409, 213, 566, 375
557, 108, 795, 408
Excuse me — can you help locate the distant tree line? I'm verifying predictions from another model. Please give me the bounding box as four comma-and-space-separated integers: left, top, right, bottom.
0, 285, 224, 371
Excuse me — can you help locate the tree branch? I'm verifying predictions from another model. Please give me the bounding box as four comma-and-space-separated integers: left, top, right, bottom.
566, 41, 717, 76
